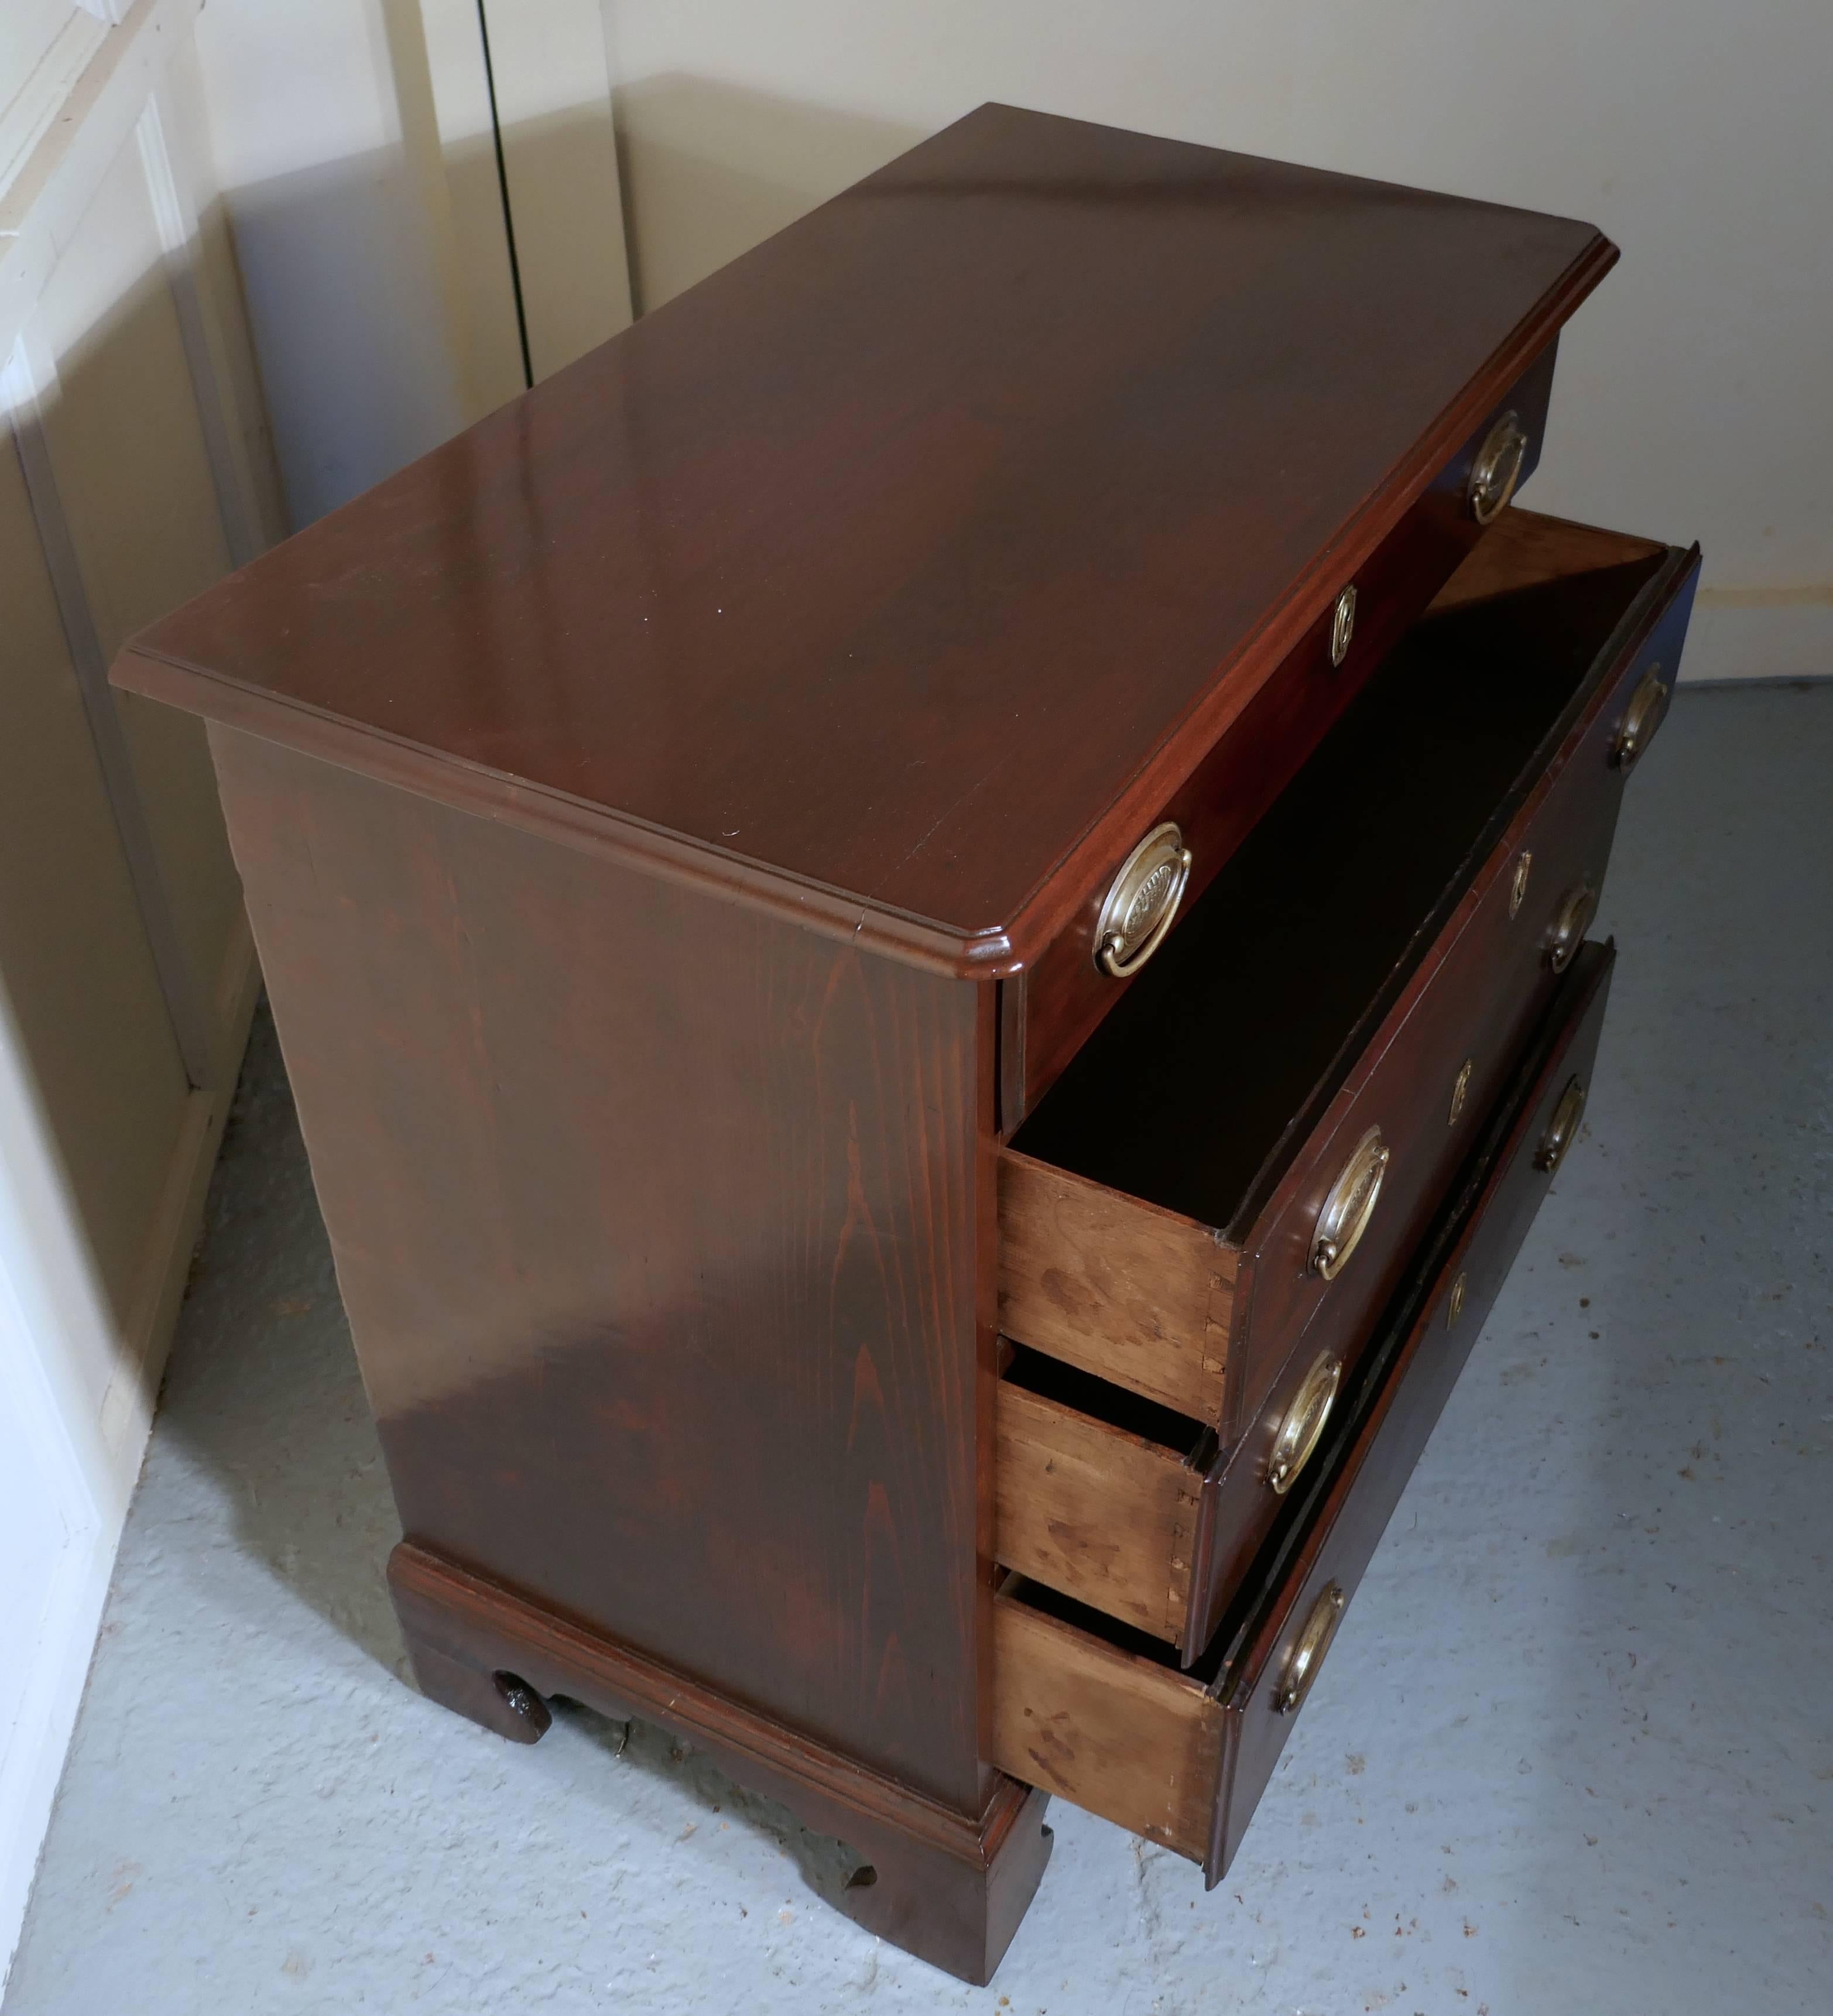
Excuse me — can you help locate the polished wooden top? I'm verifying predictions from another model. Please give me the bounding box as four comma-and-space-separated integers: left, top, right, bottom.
114, 104, 1613, 974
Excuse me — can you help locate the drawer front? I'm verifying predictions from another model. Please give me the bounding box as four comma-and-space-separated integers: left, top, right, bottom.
1182, 1336, 1351, 1655
989, 943, 1615, 1870
1224, 548, 1698, 1442
1008, 350, 1559, 1127
1208, 940, 1616, 1877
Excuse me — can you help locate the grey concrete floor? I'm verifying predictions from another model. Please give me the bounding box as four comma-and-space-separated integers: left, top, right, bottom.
7, 683, 1831, 2015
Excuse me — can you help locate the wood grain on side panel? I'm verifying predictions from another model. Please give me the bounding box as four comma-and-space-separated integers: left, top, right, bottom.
209, 723, 991, 1814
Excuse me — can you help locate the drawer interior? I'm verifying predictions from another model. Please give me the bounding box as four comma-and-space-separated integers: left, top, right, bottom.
1002, 1344, 1214, 1456
1008, 510, 1668, 1239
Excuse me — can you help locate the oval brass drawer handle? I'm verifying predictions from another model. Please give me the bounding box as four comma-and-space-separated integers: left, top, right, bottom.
1274, 1580, 1346, 1715
1447, 1056, 1475, 1127
1544, 882, 1596, 973
1267, 1352, 1342, 1496
1536, 1075, 1588, 1175
1509, 848, 1533, 919
1610, 665, 1670, 772
1311, 1126, 1389, 1280
1329, 583, 1357, 667
1468, 410, 1529, 526
1095, 822, 1193, 978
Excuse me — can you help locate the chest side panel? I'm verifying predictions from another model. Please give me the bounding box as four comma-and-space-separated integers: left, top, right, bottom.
211, 726, 991, 1811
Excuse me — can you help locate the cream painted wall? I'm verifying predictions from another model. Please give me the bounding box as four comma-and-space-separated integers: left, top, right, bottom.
601, 0, 1833, 681
194, 0, 633, 527
191, 0, 476, 527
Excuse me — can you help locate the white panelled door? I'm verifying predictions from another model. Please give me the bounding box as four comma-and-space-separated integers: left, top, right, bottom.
1, 0, 280, 1986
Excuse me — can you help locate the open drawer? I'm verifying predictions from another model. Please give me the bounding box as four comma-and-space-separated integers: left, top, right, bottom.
996, 1326, 1373, 1664
991, 940, 1615, 1872
1000, 511, 1697, 1460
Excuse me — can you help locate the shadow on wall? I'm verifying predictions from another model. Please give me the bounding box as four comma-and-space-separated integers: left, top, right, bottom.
4, 254, 223, 1353
220, 148, 471, 530
610, 76, 926, 314
218, 80, 924, 525
4, 167, 262, 1432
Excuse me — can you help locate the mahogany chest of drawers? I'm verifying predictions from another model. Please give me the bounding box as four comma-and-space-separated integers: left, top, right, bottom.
112, 105, 1698, 1983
